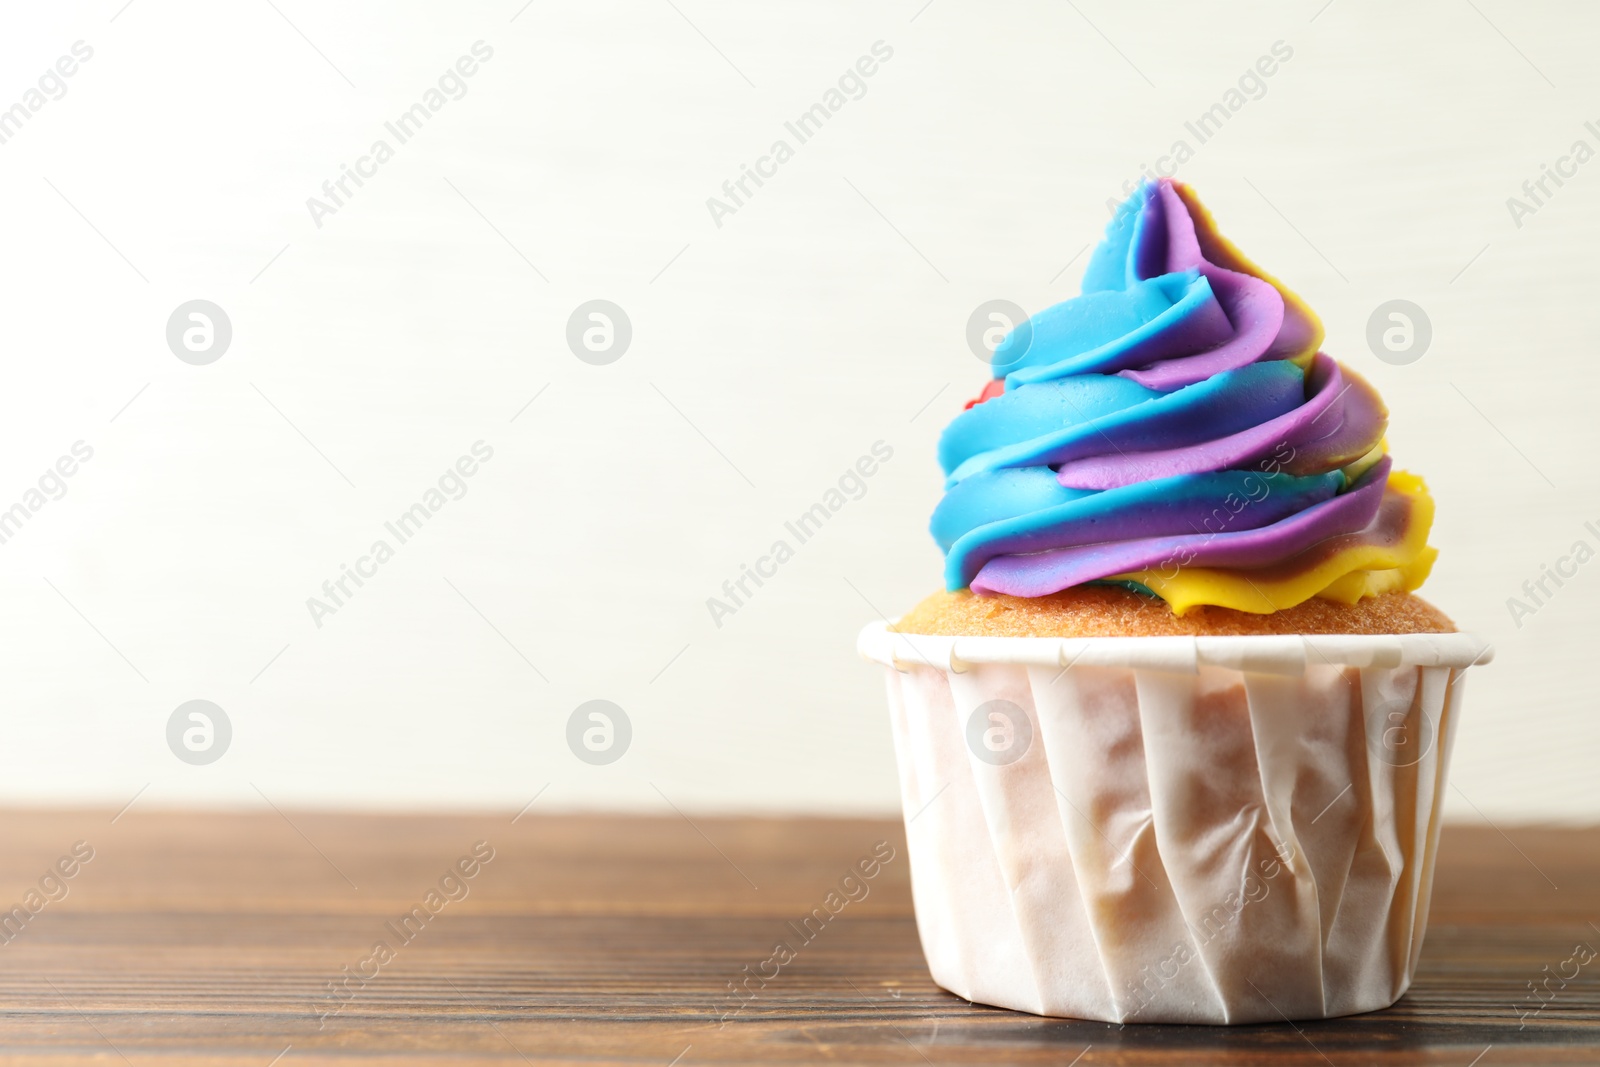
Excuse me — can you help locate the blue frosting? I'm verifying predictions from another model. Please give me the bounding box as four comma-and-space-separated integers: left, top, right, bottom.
929, 179, 1378, 597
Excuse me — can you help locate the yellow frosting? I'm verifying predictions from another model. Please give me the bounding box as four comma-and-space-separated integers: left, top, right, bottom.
1111, 470, 1436, 616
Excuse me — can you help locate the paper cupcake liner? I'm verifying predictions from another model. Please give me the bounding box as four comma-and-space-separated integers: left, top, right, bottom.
858, 621, 1492, 1024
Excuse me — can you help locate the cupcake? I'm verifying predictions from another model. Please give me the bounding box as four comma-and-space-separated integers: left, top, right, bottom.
859, 179, 1490, 1024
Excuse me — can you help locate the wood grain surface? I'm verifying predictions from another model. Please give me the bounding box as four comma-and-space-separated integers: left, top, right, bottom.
0, 810, 1591, 1065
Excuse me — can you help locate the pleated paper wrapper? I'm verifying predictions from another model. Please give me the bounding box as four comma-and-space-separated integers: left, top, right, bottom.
858, 621, 1492, 1024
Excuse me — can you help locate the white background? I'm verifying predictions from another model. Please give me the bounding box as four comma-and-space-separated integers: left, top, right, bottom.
0, 0, 1594, 821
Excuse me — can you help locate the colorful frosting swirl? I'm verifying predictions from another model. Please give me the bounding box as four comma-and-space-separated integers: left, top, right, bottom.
932, 179, 1436, 614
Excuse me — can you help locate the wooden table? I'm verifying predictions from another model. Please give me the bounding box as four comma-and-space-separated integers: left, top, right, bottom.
0, 811, 1592, 1065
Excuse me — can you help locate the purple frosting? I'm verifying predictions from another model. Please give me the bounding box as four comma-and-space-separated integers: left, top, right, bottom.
932, 178, 1398, 601
972, 459, 1394, 597
1055, 353, 1388, 490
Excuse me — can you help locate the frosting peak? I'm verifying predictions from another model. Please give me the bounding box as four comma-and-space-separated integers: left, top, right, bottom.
932, 179, 1435, 614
